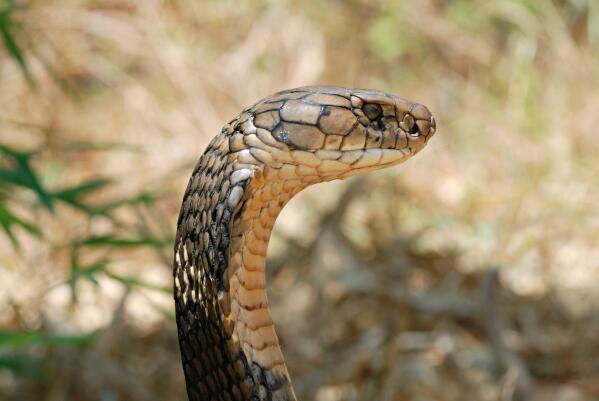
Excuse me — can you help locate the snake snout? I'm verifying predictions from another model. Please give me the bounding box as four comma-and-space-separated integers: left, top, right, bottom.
394, 101, 436, 154
409, 103, 436, 141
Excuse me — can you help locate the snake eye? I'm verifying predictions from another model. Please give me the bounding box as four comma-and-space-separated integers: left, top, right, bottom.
363, 103, 382, 121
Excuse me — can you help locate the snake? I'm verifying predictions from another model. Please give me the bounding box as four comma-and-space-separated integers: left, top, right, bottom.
173, 86, 436, 401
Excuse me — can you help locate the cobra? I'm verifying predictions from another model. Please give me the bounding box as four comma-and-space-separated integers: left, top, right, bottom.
173, 86, 436, 401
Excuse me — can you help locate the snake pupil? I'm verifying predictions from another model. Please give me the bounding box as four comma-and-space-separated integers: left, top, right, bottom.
363, 103, 382, 121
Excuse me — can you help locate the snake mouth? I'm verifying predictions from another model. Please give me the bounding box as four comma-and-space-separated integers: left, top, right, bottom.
315, 147, 415, 181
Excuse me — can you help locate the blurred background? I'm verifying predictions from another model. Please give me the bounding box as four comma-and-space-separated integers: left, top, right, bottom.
1, 1, 598, 400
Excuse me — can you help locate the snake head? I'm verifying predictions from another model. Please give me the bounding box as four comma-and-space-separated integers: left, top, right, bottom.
228, 86, 435, 181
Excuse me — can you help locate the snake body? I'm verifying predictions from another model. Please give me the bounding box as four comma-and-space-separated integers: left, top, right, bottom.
173, 86, 435, 401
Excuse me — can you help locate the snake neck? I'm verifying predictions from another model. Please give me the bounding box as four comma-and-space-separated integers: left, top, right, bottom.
225, 168, 302, 400
174, 135, 304, 401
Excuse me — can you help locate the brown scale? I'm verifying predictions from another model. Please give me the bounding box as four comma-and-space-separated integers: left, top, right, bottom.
174, 86, 436, 401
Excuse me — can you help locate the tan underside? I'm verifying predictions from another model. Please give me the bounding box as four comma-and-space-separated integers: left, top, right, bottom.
219, 143, 419, 381
218, 135, 421, 400
222, 166, 308, 396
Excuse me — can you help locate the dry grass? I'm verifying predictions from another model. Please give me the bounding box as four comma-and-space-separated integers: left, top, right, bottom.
0, 1, 598, 400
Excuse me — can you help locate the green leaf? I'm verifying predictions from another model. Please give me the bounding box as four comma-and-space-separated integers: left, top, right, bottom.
0, 329, 96, 379
0, 200, 42, 247
0, 354, 44, 378
78, 234, 169, 249
59, 141, 143, 153
53, 178, 111, 200
106, 272, 171, 294
0, 145, 53, 211
93, 192, 157, 215
69, 261, 106, 287
0, 2, 33, 85
67, 255, 109, 300
63, 251, 170, 298
0, 330, 97, 349
52, 178, 112, 214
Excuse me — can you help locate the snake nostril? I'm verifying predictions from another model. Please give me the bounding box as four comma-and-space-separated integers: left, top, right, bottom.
409, 123, 420, 136
400, 114, 416, 135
